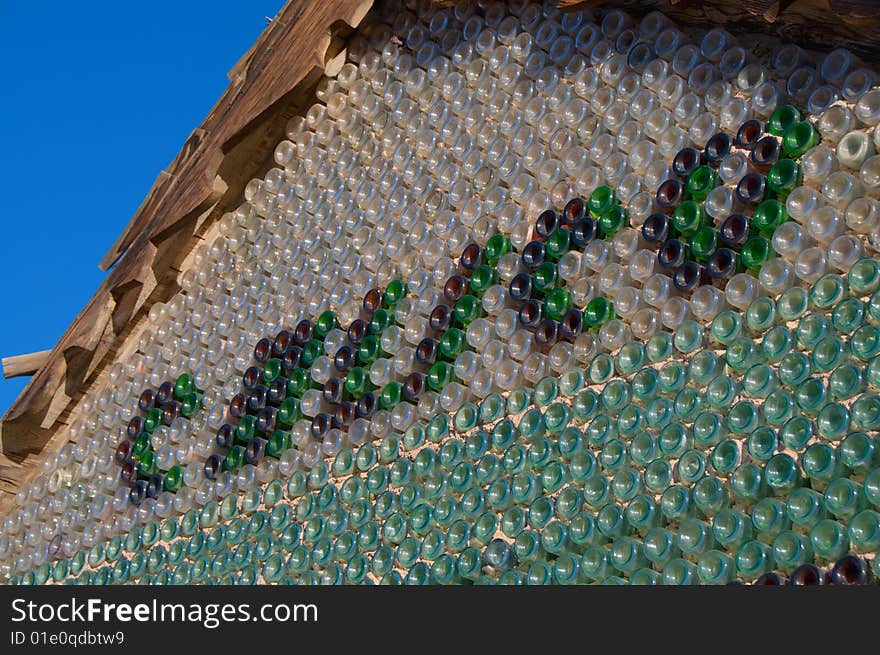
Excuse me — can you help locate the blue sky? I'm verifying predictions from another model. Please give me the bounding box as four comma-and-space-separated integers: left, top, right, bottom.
0, 1, 284, 415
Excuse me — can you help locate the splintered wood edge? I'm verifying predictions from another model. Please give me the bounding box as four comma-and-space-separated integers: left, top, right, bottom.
1, 352, 53, 380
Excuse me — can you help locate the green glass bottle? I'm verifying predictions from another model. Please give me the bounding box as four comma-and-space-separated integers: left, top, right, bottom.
782, 120, 819, 158
768, 104, 802, 137
787, 487, 827, 530
686, 165, 718, 202
672, 200, 704, 236
802, 442, 845, 490
469, 264, 496, 296
752, 497, 790, 540
712, 508, 753, 551
384, 280, 406, 307
810, 519, 850, 562
173, 373, 196, 400
731, 463, 767, 503
824, 478, 865, 521
697, 549, 735, 584
764, 453, 802, 495
484, 233, 511, 265
584, 297, 614, 329
740, 235, 772, 272
772, 530, 813, 572
690, 226, 718, 261
545, 228, 572, 260
752, 199, 787, 237
453, 294, 483, 325
677, 519, 716, 557
598, 206, 628, 237
662, 558, 698, 585
735, 540, 773, 581
588, 185, 616, 219
710, 310, 743, 346
544, 288, 572, 322
766, 159, 801, 199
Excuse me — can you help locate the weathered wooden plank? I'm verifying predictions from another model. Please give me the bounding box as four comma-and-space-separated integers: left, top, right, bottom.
553, 1, 880, 61
1, 352, 52, 380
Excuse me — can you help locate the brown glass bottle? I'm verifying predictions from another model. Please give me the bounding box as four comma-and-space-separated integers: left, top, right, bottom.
641, 213, 670, 243
459, 243, 483, 273
535, 209, 560, 240
571, 217, 597, 248
267, 377, 287, 406
215, 424, 234, 449
293, 321, 313, 347
161, 402, 179, 426
245, 437, 267, 464
563, 198, 587, 225
203, 454, 223, 480
323, 377, 344, 405
788, 563, 823, 585
829, 555, 869, 585
735, 172, 766, 205
129, 481, 148, 506
735, 119, 763, 150
243, 366, 261, 391
272, 330, 292, 357
429, 305, 453, 332
518, 299, 543, 329
749, 136, 780, 171
347, 319, 368, 346
673, 261, 705, 292
334, 345, 356, 373
706, 248, 739, 280
416, 338, 439, 365
363, 288, 383, 315
247, 386, 268, 414
719, 214, 750, 247
229, 393, 247, 419
256, 407, 276, 434
657, 239, 687, 269
356, 392, 377, 419
509, 273, 532, 302
672, 147, 703, 178
444, 275, 469, 304
114, 440, 131, 465
311, 413, 332, 440
535, 319, 558, 348
120, 460, 139, 484
559, 308, 583, 341
754, 572, 785, 585
253, 337, 272, 363
126, 416, 143, 440
333, 402, 356, 428
656, 179, 684, 210
704, 132, 732, 164
146, 474, 164, 499
138, 389, 156, 413
403, 372, 426, 402
282, 345, 301, 374
521, 241, 546, 271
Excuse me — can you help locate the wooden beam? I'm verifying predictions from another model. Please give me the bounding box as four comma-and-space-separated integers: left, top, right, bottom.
551, 0, 880, 63
1, 351, 52, 379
